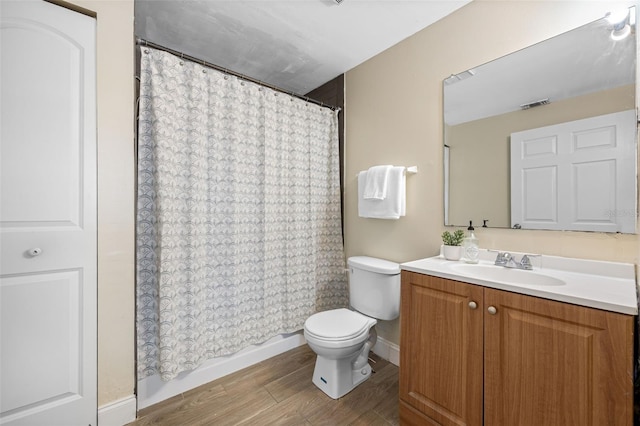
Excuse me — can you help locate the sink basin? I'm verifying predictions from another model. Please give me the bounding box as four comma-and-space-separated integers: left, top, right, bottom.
451, 264, 565, 287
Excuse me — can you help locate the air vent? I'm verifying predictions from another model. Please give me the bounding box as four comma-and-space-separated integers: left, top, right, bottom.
520, 98, 550, 110
444, 69, 475, 85
333, 0, 345, 4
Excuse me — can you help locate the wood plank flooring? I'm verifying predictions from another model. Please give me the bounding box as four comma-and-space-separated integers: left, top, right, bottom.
127, 345, 399, 426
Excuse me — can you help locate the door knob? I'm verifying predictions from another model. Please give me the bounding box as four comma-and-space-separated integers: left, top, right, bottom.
468, 301, 478, 309
487, 306, 497, 315
28, 248, 42, 257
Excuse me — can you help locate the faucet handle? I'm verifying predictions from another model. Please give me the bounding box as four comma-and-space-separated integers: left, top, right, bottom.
519, 253, 541, 270
494, 252, 509, 266
519, 255, 533, 270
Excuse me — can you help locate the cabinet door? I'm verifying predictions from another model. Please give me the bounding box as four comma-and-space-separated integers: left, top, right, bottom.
400, 271, 483, 426
484, 288, 634, 426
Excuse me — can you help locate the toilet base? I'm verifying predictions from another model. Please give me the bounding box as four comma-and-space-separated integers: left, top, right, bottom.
311, 353, 373, 399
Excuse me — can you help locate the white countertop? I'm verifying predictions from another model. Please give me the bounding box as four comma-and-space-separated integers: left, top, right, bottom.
401, 249, 638, 315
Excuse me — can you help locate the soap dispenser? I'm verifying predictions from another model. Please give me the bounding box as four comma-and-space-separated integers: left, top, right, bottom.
463, 221, 479, 264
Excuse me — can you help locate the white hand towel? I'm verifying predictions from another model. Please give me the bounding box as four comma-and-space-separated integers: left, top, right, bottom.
362, 165, 392, 200
358, 166, 406, 219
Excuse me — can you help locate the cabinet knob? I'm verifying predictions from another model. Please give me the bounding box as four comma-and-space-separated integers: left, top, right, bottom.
487, 306, 497, 315
468, 301, 478, 310
28, 248, 42, 257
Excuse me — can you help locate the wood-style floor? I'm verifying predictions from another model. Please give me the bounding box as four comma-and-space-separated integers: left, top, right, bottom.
127, 345, 399, 426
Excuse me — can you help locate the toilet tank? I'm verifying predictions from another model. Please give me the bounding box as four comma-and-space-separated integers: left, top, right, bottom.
347, 256, 400, 321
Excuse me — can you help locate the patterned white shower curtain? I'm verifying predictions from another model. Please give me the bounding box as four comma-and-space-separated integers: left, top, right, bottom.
136, 47, 348, 381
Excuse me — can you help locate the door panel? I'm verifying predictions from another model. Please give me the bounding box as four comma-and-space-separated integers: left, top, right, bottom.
0, 1, 96, 425
1, 271, 82, 412
521, 165, 558, 224
1, 14, 82, 227
573, 159, 615, 224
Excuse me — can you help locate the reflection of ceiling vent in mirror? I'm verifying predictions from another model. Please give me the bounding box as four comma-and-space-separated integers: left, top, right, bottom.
520, 98, 550, 110
444, 69, 475, 85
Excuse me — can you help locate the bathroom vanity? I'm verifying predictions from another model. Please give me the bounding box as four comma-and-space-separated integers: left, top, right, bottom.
399, 251, 637, 426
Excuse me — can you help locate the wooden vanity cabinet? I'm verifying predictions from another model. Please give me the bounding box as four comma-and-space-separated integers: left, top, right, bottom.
399, 271, 635, 426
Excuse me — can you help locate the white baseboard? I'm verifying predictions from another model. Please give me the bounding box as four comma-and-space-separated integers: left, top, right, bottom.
371, 336, 400, 366
137, 332, 306, 410
98, 395, 136, 426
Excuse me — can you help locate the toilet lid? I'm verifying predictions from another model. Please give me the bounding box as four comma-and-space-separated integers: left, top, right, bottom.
304, 308, 373, 341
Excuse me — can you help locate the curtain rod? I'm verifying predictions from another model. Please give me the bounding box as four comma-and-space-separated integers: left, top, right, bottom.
136, 38, 340, 112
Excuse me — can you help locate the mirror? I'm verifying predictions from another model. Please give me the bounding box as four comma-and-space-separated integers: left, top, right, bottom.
444, 7, 637, 233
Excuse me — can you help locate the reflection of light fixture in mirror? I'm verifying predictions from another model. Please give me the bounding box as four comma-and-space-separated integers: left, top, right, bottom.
612, 22, 631, 40
607, 7, 634, 40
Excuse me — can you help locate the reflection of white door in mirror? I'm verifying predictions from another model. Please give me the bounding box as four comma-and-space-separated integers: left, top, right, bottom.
510, 109, 636, 233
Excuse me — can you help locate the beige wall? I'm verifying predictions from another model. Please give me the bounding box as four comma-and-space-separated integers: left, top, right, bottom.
345, 0, 639, 344
65, 0, 136, 407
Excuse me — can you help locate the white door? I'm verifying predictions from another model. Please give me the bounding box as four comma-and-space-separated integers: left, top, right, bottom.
511, 110, 637, 233
0, 1, 97, 425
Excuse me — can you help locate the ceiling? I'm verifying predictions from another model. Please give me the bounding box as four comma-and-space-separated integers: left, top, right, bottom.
134, 0, 471, 95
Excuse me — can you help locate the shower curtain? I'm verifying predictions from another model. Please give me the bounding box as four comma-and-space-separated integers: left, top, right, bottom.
136, 47, 348, 381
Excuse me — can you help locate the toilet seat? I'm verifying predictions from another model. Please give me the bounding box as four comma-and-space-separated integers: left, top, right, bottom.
304, 308, 375, 343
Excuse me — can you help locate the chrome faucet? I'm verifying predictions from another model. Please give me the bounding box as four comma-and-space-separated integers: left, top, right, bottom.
494, 252, 534, 270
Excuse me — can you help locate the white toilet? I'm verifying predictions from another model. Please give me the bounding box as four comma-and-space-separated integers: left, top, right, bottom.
303, 256, 400, 399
